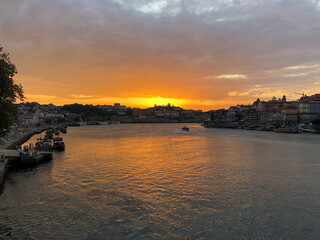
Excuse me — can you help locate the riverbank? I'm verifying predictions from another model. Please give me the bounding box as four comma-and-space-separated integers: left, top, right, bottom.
0, 161, 7, 191
0, 126, 48, 150
0, 126, 51, 191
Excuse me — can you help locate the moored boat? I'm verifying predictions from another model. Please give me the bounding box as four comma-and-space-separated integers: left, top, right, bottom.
182, 126, 189, 131
52, 137, 65, 151
274, 128, 300, 133
36, 138, 52, 151
301, 128, 320, 134
68, 123, 80, 127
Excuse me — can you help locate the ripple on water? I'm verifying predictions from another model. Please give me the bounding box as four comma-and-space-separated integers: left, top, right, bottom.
0, 124, 320, 239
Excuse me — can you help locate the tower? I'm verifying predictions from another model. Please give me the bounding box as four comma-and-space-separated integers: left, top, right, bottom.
282, 95, 287, 102
35, 103, 39, 124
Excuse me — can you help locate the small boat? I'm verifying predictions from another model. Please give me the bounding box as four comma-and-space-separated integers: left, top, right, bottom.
52, 137, 65, 151
274, 128, 300, 133
36, 138, 52, 151
68, 123, 80, 127
98, 121, 121, 125
79, 121, 86, 126
258, 126, 274, 131
301, 128, 320, 134
246, 125, 258, 130
182, 126, 189, 131
98, 121, 110, 125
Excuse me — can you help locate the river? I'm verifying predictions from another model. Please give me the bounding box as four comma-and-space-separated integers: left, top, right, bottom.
0, 124, 319, 239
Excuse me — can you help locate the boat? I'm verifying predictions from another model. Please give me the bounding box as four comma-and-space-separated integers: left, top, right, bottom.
274, 128, 300, 133
258, 126, 274, 131
301, 128, 320, 134
44, 130, 54, 139
36, 138, 52, 151
68, 123, 80, 127
182, 126, 189, 131
98, 121, 110, 125
52, 137, 65, 151
246, 125, 258, 130
98, 121, 121, 125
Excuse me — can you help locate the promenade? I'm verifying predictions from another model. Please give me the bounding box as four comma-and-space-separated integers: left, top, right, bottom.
0, 126, 52, 191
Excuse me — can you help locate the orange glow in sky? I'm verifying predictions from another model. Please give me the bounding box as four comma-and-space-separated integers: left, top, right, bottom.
2, 1, 320, 110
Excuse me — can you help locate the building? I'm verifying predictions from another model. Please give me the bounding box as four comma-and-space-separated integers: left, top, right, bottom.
20, 115, 37, 125
281, 106, 298, 124
298, 94, 320, 123
299, 101, 320, 123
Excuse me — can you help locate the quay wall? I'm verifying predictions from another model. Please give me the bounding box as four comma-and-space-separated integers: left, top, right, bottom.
0, 162, 7, 190
6, 127, 49, 150
0, 126, 54, 193
6, 153, 53, 172
0, 153, 53, 193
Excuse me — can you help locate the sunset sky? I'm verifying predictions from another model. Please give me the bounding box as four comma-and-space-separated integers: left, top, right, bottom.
1, 0, 320, 110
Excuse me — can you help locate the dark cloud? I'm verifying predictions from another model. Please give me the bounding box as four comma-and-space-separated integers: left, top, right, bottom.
1, 0, 320, 108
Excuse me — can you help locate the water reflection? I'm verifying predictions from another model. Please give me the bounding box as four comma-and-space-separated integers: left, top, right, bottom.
0, 124, 320, 239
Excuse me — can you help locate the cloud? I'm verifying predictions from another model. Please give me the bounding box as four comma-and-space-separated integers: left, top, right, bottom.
282, 73, 309, 78
1, 0, 320, 109
70, 94, 95, 99
228, 87, 286, 99
216, 74, 247, 79
286, 64, 319, 70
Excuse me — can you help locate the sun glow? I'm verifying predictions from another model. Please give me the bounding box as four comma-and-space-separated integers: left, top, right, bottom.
141, 96, 186, 107
23, 93, 187, 108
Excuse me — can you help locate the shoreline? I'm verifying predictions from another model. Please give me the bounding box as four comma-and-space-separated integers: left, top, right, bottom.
0, 126, 48, 150
0, 126, 51, 192
6, 128, 47, 150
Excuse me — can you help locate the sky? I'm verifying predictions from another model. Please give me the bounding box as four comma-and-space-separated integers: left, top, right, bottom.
1, 0, 320, 110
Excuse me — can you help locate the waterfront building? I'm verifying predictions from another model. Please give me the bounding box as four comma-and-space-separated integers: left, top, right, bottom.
19, 115, 37, 125
299, 101, 320, 123
213, 109, 228, 126
243, 109, 264, 124
298, 94, 320, 123
281, 106, 298, 124
226, 107, 239, 122
114, 103, 121, 110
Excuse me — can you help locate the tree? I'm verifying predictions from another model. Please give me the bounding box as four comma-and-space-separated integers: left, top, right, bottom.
312, 118, 320, 129
0, 46, 24, 136
45, 118, 53, 125
57, 117, 65, 124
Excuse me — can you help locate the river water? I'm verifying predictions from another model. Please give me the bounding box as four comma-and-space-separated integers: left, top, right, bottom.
0, 124, 319, 239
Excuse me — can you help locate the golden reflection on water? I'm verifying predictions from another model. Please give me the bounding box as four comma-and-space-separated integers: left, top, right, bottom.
1, 124, 320, 239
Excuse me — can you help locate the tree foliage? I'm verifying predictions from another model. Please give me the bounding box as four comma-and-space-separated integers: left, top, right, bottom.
312, 118, 320, 128
61, 104, 116, 119
0, 46, 24, 136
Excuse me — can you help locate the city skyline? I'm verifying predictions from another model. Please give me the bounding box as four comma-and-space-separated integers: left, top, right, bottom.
1, 0, 320, 110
